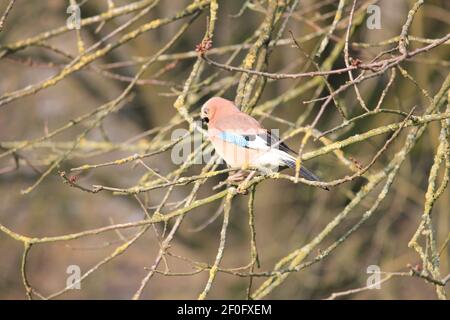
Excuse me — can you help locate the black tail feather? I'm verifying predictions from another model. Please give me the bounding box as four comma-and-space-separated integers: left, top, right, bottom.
282, 159, 329, 191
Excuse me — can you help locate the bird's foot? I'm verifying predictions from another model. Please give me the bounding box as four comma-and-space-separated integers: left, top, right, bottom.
212, 170, 256, 194
227, 170, 247, 182
236, 171, 256, 194
236, 185, 249, 195
212, 174, 241, 191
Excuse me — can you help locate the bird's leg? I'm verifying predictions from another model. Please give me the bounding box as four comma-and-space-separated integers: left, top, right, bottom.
212, 169, 246, 190
237, 170, 256, 194
212, 169, 256, 192
227, 170, 247, 182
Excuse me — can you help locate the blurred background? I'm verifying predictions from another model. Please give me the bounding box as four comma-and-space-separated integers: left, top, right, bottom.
0, 0, 449, 299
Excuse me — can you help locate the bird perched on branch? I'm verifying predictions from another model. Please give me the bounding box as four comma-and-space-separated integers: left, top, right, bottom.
200, 97, 328, 191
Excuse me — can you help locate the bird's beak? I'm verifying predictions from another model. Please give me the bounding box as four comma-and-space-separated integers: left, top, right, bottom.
201, 116, 209, 125
200, 105, 209, 125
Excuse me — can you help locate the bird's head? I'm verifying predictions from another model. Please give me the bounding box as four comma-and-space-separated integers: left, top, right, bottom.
200, 103, 211, 125
200, 97, 238, 126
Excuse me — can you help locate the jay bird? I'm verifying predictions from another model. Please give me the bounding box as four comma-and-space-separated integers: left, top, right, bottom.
200, 97, 328, 190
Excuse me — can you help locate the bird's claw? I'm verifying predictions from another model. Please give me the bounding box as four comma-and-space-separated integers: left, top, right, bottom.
236, 185, 249, 195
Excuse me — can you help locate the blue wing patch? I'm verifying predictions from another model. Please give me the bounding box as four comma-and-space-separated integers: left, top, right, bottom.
218, 131, 250, 148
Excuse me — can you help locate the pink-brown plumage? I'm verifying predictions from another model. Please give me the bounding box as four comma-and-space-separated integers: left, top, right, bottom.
201, 97, 265, 168
200, 97, 327, 189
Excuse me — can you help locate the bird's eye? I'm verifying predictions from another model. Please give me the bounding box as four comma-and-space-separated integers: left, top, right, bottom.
202, 117, 209, 124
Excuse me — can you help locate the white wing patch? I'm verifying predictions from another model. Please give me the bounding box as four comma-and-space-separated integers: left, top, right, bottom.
246, 135, 271, 150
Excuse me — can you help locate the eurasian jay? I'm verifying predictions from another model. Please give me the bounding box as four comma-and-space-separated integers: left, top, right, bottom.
200, 97, 327, 189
